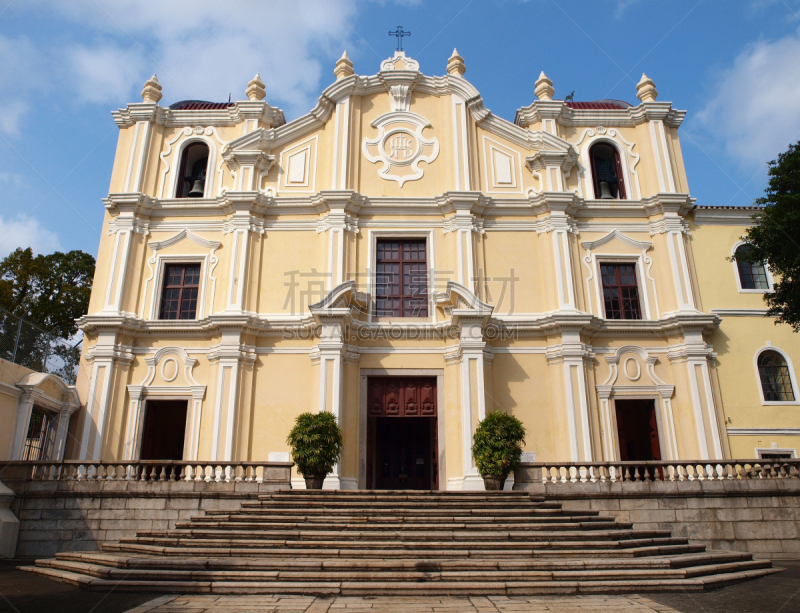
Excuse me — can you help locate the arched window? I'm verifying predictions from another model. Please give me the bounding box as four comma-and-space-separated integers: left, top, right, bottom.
176, 142, 209, 198
590, 142, 626, 200
758, 350, 796, 402
735, 244, 770, 290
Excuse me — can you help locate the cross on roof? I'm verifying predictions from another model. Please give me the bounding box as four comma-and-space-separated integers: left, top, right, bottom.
388, 26, 411, 51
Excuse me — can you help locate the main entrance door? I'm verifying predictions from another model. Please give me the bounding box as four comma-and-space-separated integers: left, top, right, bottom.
140, 400, 188, 460
615, 399, 661, 461
367, 377, 438, 490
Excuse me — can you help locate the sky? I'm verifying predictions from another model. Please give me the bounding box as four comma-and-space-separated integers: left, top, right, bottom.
1, 0, 799, 258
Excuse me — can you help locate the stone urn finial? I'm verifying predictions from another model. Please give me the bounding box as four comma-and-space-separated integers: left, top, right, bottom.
141, 74, 163, 104
636, 73, 658, 103
534, 71, 554, 101
334, 50, 354, 80
447, 48, 466, 77
246, 73, 266, 101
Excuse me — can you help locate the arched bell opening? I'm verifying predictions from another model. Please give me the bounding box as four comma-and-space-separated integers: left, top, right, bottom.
590, 142, 627, 200
176, 142, 210, 198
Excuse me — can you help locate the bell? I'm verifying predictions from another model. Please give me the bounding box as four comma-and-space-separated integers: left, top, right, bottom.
185, 158, 208, 198
599, 181, 614, 199
187, 179, 206, 198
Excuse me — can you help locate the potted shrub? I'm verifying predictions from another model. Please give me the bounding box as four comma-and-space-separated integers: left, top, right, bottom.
472, 411, 526, 490
287, 412, 343, 489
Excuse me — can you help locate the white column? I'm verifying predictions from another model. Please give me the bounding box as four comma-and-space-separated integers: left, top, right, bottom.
52, 409, 72, 461
456, 319, 486, 491
11, 392, 35, 460
123, 387, 144, 461
315, 321, 345, 489
665, 226, 696, 311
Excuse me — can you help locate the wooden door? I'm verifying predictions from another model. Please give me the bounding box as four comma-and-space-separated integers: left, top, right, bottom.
367, 377, 437, 490
615, 399, 661, 461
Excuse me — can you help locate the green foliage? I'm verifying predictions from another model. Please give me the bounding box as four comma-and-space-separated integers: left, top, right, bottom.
287, 412, 343, 476
736, 141, 800, 331
0, 247, 96, 339
471, 411, 526, 477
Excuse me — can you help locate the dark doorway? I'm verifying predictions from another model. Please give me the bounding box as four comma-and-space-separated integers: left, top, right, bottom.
140, 400, 188, 460
615, 399, 661, 461
366, 377, 438, 490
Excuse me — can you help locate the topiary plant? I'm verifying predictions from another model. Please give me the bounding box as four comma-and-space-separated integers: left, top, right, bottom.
472, 411, 526, 479
287, 412, 343, 485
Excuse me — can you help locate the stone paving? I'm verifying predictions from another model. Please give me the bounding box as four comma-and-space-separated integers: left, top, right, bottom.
124, 594, 681, 613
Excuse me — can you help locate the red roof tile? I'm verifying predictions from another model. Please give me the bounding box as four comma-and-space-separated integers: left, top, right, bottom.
565, 101, 630, 110
169, 100, 235, 111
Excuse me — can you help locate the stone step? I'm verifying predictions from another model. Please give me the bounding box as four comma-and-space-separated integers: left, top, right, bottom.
173, 520, 631, 532
190, 512, 612, 524
19, 564, 782, 595
223, 506, 599, 517
134, 527, 658, 542
107, 539, 697, 559
239, 500, 545, 510
262, 491, 535, 499
33, 557, 774, 584
54, 549, 759, 572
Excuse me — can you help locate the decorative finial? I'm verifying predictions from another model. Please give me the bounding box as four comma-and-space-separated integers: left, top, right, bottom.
534, 71, 554, 101
636, 73, 658, 103
447, 48, 466, 77
334, 50, 354, 80
246, 73, 266, 101
141, 74, 162, 104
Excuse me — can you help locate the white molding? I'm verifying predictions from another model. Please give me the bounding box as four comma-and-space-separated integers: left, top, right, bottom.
727, 428, 800, 436
754, 345, 800, 406
482, 136, 523, 194
755, 447, 797, 458
692, 207, 759, 226
711, 309, 770, 317
278, 135, 318, 194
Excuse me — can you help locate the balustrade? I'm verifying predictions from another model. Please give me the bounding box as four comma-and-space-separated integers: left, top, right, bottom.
3, 460, 293, 484
526, 459, 800, 484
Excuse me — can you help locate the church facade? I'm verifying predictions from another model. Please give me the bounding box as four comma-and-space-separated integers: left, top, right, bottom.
64, 49, 800, 489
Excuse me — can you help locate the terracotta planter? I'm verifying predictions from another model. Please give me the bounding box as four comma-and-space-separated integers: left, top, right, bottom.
303, 473, 327, 490
482, 475, 506, 491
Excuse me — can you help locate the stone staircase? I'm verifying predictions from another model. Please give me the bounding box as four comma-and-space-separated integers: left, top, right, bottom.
20, 490, 781, 595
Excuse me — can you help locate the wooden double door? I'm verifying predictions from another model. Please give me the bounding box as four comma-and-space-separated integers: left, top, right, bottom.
367, 377, 438, 490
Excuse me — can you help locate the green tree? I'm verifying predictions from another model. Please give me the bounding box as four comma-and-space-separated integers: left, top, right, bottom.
736, 142, 800, 331
0, 247, 95, 338
0, 247, 95, 379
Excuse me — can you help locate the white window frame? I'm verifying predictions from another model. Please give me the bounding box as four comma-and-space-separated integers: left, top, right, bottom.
153, 257, 208, 321
367, 229, 436, 324
754, 346, 800, 406
593, 256, 651, 320
732, 241, 773, 293
755, 447, 797, 459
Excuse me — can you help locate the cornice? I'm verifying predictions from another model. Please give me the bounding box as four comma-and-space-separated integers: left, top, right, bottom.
515, 100, 686, 129
691, 207, 759, 226
111, 101, 286, 129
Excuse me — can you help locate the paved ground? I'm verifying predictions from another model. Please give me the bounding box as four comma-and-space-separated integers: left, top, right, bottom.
1, 559, 798, 613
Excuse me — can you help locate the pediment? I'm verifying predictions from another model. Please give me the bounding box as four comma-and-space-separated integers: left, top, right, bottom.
581, 229, 651, 252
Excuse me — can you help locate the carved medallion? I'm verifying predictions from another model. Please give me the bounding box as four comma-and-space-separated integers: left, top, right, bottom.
363, 111, 439, 187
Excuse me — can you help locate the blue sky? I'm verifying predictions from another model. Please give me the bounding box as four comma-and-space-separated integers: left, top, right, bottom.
1, 0, 799, 257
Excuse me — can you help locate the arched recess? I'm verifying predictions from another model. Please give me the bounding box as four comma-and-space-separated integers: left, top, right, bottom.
573, 128, 641, 200
125, 346, 206, 461
11, 373, 81, 461
596, 345, 678, 461
731, 241, 773, 292
754, 346, 799, 405
158, 127, 228, 199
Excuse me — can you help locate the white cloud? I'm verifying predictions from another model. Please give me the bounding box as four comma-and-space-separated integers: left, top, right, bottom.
0, 216, 63, 258
696, 28, 800, 168
18, 0, 362, 118
0, 35, 46, 135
